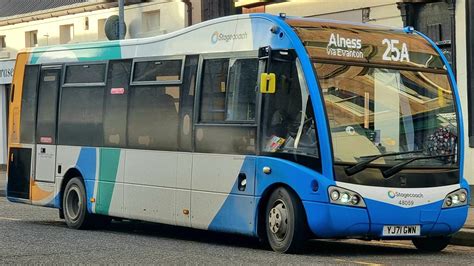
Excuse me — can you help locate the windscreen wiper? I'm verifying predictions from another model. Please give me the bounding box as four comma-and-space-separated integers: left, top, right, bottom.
382, 153, 456, 178
345, 150, 424, 176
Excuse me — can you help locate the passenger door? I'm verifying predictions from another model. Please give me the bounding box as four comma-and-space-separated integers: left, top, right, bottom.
35, 67, 61, 183
191, 56, 259, 235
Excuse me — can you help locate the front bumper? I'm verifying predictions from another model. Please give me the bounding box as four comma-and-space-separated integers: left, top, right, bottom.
303, 200, 468, 239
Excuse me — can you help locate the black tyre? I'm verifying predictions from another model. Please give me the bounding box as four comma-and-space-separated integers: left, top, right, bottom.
63, 177, 92, 229
265, 187, 307, 253
412, 236, 451, 252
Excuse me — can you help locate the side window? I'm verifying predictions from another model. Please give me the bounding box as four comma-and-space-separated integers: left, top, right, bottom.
20, 65, 40, 143
132, 59, 182, 83
36, 68, 60, 144
199, 59, 229, 122
103, 60, 132, 147
127, 85, 180, 150
196, 57, 258, 155
226, 59, 258, 121
179, 55, 199, 151
58, 63, 106, 146
65, 64, 106, 84
128, 58, 183, 151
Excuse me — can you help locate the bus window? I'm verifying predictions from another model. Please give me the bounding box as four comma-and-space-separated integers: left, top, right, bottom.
59, 63, 107, 146
199, 59, 229, 122
226, 59, 258, 121
36, 68, 61, 144
127, 85, 180, 151
132, 59, 182, 83
179, 55, 199, 152
195, 57, 258, 155
20, 65, 40, 144
103, 60, 132, 147
58, 86, 105, 147
65, 63, 106, 84
260, 56, 320, 165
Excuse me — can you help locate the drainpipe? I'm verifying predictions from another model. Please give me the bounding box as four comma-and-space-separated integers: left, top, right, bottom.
119, 0, 125, 40
447, 0, 456, 74
183, 0, 193, 26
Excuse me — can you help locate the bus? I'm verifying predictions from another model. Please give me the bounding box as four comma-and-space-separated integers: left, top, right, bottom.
6, 13, 468, 253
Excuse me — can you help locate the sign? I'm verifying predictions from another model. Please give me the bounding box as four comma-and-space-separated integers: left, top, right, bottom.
289, 19, 444, 71
0, 60, 14, 84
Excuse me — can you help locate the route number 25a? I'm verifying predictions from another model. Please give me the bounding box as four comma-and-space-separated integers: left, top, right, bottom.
382, 39, 410, 62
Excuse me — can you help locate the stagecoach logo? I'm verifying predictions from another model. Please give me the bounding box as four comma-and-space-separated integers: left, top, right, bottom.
326, 33, 364, 59
211, 31, 248, 44
388, 191, 396, 199
387, 190, 424, 199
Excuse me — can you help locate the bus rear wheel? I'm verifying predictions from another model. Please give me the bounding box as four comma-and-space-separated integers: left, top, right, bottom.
265, 187, 307, 253
412, 236, 450, 252
63, 177, 92, 229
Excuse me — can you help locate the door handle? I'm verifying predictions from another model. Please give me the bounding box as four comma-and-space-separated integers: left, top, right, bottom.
238, 173, 247, 191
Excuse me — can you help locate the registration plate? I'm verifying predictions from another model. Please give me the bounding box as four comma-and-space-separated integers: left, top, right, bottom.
382, 225, 420, 236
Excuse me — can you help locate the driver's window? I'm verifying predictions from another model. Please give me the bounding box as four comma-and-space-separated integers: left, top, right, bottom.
261, 56, 319, 158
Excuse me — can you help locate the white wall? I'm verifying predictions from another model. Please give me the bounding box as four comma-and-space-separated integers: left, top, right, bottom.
455, 0, 472, 185
0, 1, 186, 60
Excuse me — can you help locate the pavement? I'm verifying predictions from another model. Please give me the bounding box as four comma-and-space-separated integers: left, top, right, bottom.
1, 170, 474, 247
0, 170, 4, 197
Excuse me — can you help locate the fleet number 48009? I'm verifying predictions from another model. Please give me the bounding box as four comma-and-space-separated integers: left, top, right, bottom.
398, 200, 414, 206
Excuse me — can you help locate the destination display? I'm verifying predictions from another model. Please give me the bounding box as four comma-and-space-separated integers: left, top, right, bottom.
288, 19, 445, 71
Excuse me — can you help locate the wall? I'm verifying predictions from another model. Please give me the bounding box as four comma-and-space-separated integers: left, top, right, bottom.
455, 0, 472, 186
0, 1, 186, 60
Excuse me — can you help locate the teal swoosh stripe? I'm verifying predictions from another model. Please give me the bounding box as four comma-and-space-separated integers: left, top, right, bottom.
96, 148, 121, 215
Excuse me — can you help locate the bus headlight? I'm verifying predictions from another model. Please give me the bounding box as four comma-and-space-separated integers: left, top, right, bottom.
328, 186, 366, 208
442, 189, 468, 208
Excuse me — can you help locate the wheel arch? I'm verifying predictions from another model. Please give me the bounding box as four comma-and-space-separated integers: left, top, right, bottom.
256, 182, 308, 239
59, 167, 84, 210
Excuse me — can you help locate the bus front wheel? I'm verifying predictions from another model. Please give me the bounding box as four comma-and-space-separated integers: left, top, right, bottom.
63, 177, 92, 229
265, 187, 307, 253
412, 236, 450, 252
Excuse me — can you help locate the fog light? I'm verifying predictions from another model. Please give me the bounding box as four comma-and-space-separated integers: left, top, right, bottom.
330, 190, 340, 201
460, 192, 467, 202
340, 192, 350, 203
351, 195, 360, 205
445, 196, 453, 207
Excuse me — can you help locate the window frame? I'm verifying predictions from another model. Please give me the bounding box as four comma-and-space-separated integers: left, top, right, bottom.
130, 55, 185, 86
62, 61, 108, 87
195, 52, 259, 126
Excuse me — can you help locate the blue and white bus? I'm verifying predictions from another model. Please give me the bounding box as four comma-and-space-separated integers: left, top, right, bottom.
7, 13, 468, 253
